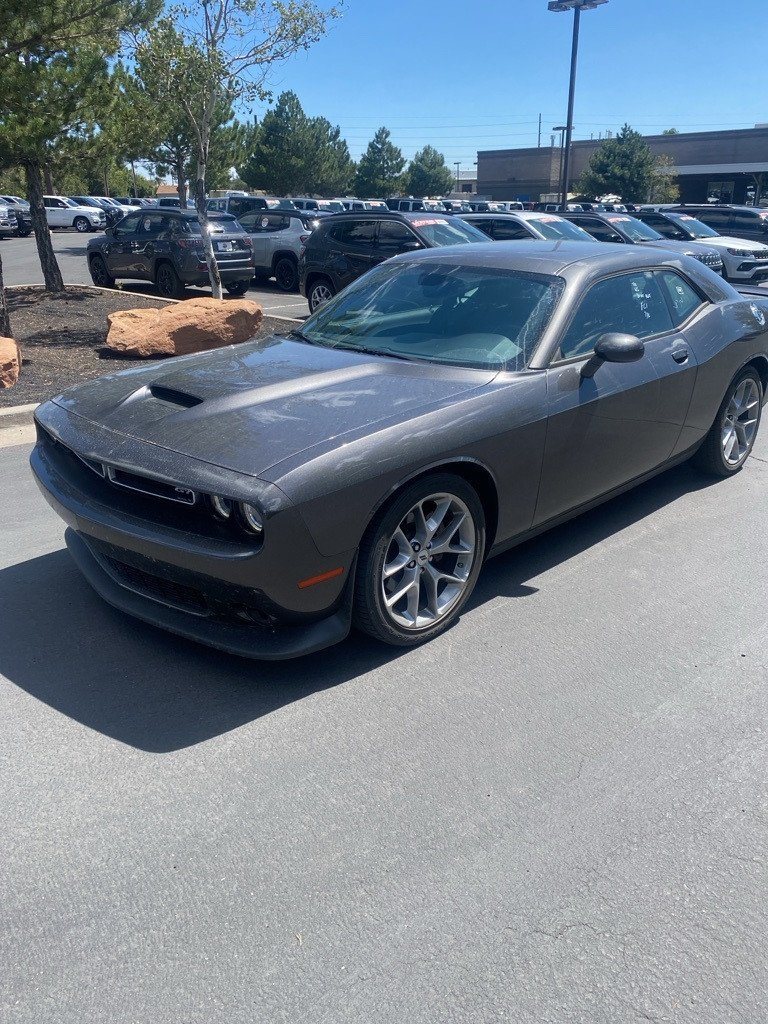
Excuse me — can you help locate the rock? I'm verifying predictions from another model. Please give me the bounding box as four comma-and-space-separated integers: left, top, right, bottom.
105, 297, 264, 358
0, 336, 20, 388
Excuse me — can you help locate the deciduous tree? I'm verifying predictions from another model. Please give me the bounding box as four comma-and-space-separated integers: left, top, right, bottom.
131, 2, 340, 299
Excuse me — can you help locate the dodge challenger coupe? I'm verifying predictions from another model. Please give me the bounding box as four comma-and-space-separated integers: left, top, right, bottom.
31, 242, 768, 659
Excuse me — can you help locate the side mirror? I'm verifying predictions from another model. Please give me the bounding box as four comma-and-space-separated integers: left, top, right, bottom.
103, 226, 114, 236
581, 332, 645, 379
401, 239, 423, 251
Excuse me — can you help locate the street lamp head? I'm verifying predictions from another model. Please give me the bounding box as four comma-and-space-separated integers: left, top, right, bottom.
548, 0, 608, 11
553, 126, 568, 132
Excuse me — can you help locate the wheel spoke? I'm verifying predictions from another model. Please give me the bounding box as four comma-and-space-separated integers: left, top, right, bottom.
384, 569, 418, 609
430, 512, 470, 555
424, 498, 452, 541
723, 427, 738, 461
421, 567, 440, 619
383, 528, 412, 578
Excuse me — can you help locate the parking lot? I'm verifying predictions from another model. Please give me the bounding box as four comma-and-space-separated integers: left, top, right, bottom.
2, 419, 767, 1022
0, 232, 309, 318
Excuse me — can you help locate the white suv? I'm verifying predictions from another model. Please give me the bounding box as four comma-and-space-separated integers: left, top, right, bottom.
43, 196, 106, 232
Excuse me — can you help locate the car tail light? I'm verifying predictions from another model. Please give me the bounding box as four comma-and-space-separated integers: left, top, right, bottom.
299, 234, 309, 243
239, 236, 252, 248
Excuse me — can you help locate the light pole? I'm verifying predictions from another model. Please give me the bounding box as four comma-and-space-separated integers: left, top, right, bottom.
454, 161, 461, 194
553, 126, 567, 207
548, 0, 609, 211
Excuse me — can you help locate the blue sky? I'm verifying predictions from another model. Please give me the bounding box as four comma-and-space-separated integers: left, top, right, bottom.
248, 0, 767, 172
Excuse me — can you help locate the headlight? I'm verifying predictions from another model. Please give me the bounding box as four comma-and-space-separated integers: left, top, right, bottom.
727, 247, 753, 257
209, 495, 233, 519
238, 502, 264, 533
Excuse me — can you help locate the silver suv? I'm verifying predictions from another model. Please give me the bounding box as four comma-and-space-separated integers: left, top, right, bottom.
237, 209, 320, 291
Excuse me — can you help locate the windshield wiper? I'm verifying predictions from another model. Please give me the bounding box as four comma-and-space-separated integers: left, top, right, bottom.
286, 327, 324, 347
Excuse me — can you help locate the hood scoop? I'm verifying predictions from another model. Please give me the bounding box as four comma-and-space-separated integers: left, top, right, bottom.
148, 384, 203, 409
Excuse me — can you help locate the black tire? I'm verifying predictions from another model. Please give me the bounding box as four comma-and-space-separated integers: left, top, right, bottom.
308, 276, 335, 312
274, 256, 298, 292
226, 280, 250, 296
252, 270, 269, 285
73, 216, 90, 233
155, 261, 185, 299
353, 473, 486, 647
693, 366, 763, 477
88, 254, 115, 289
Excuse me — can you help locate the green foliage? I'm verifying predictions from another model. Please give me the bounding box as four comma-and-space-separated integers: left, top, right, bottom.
577, 124, 657, 202
405, 145, 454, 197
238, 91, 354, 195
355, 127, 405, 198
2, 0, 160, 58
662, 128, 679, 135
647, 155, 680, 204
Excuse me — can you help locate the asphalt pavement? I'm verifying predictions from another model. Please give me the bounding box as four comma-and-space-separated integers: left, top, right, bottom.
2, 424, 767, 1022
0, 231, 309, 318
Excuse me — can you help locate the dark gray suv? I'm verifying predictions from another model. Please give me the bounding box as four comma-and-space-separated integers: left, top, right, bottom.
669, 205, 768, 244
87, 210, 255, 297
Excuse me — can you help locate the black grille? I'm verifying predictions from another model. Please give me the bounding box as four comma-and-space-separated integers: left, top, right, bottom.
105, 556, 209, 615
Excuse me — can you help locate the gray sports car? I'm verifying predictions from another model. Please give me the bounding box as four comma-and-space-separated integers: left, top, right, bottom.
31, 242, 768, 659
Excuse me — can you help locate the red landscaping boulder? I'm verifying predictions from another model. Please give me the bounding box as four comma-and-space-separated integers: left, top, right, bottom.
105, 297, 264, 358
0, 336, 20, 388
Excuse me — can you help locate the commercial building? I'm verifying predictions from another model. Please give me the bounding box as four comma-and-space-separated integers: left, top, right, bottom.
477, 126, 768, 205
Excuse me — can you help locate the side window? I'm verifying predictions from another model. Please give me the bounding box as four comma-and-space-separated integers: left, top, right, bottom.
576, 218, 623, 242
43, 198, 53, 208
492, 219, 530, 240
656, 271, 705, 326
335, 220, 377, 249
377, 220, 421, 254
558, 271, 674, 360
732, 210, 766, 235
470, 220, 494, 238
695, 208, 730, 231
114, 212, 143, 237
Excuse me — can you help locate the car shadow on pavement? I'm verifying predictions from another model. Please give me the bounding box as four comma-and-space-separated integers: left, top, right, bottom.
0, 462, 717, 753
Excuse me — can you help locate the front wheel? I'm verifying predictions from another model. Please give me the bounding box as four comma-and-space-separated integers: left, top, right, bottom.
155, 261, 185, 299
694, 367, 763, 477
353, 474, 486, 647
308, 277, 335, 312
73, 216, 90, 233
275, 257, 298, 292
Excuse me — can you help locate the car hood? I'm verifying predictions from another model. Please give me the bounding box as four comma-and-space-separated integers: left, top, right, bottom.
50, 335, 495, 477
636, 238, 719, 257
703, 235, 768, 252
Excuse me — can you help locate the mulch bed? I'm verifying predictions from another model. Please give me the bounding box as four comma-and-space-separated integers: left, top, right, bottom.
1, 286, 292, 408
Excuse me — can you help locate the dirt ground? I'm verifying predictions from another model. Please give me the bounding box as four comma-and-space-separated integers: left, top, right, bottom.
1, 286, 285, 408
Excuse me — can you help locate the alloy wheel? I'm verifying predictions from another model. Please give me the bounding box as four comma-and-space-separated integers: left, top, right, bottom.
722, 377, 760, 465
74, 217, 90, 233
310, 282, 333, 311
380, 492, 477, 631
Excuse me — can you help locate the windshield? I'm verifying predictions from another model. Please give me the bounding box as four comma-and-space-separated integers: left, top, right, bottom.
608, 215, 663, 241
71, 197, 98, 207
529, 216, 593, 241
319, 201, 344, 212
423, 201, 446, 211
672, 215, 719, 239
410, 217, 488, 246
298, 260, 563, 371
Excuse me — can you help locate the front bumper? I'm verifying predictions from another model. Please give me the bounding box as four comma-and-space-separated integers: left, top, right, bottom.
30, 404, 356, 660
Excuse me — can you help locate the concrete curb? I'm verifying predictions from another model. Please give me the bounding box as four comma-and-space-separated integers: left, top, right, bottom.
0, 402, 38, 429
8, 282, 302, 320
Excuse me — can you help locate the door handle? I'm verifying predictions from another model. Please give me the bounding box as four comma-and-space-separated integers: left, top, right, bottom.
671, 346, 689, 364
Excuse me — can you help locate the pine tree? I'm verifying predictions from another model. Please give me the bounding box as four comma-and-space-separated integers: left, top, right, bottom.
578, 124, 657, 202
405, 146, 454, 197
355, 128, 405, 198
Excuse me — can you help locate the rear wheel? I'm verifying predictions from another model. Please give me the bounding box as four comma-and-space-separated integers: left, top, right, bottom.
88, 254, 115, 289
308, 276, 335, 312
694, 367, 763, 477
353, 473, 485, 647
274, 256, 298, 292
73, 216, 90, 233
155, 261, 185, 299
225, 280, 249, 296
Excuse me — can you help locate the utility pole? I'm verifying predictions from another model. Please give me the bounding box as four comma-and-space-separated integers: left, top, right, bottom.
454, 161, 460, 193
538, 113, 542, 148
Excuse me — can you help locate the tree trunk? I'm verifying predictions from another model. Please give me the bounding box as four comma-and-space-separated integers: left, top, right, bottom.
25, 160, 64, 293
194, 161, 222, 300
176, 152, 187, 206
0, 253, 11, 338
44, 163, 54, 194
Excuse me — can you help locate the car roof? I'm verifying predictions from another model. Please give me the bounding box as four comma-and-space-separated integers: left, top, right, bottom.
385, 239, 687, 276
461, 211, 556, 222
